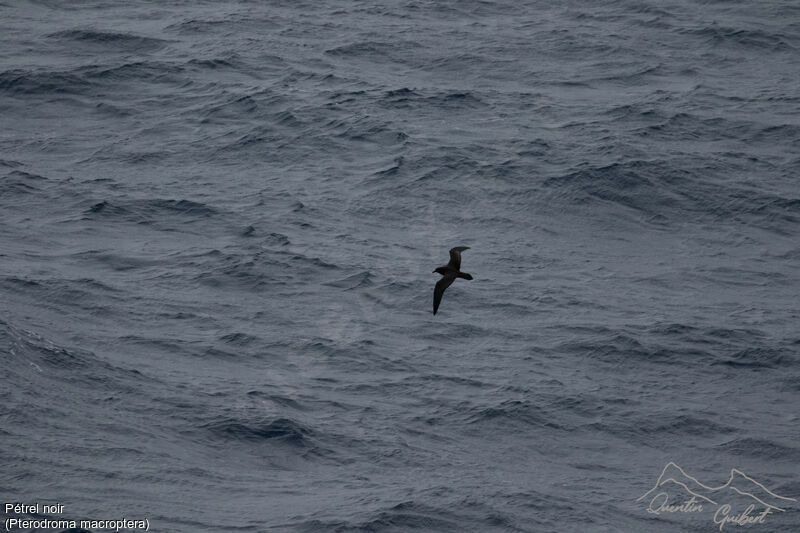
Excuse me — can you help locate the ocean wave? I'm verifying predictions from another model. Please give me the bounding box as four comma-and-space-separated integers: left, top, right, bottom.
324, 271, 374, 290
83, 198, 220, 223
245, 391, 306, 411
294, 498, 531, 533
681, 24, 796, 51
4, 317, 90, 370
541, 160, 690, 216
0, 68, 92, 96
325, 40, 421, 62
716, 437, 800, 461
539, 158, 800, 230
0, 159, 23, 168
47, 29, 169, 51
2, 276, 123, 312
189, 247, 339, 291
590, 413, 738, 444
204, 416, 312, 445
465, 399, 564, 430
379, 87, 488, 110
2, 317, 147, 391
218, 332, 260, 347
712, 346, 790, 369
186, 57, 242, 71
295, 501, 463, 533
79, 61, 184, 82
0, 170, 47, 196
165, 15, 281, 35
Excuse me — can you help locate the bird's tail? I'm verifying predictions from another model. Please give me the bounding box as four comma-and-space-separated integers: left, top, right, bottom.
458, 272, 473, 280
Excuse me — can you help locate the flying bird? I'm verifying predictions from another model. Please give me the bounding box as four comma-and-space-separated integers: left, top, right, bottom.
432, 246, 473, 315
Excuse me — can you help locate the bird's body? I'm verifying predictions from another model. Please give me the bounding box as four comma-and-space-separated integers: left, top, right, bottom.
432, 246, 473, 315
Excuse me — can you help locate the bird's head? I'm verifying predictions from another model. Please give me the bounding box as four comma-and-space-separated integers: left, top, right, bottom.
433, 266, 447, 275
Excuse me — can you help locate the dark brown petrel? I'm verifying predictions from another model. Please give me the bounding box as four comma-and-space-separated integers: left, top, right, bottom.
433, 246, 473, 315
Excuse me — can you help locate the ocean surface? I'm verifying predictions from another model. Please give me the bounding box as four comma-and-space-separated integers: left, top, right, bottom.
2, 1, 799, 532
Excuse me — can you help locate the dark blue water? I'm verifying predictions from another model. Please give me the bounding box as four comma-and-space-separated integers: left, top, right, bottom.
2, 1, 799, 531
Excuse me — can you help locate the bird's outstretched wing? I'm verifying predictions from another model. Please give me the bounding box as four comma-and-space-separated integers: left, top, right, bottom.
433, 274, 456, 315
448, 246, 470, 270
